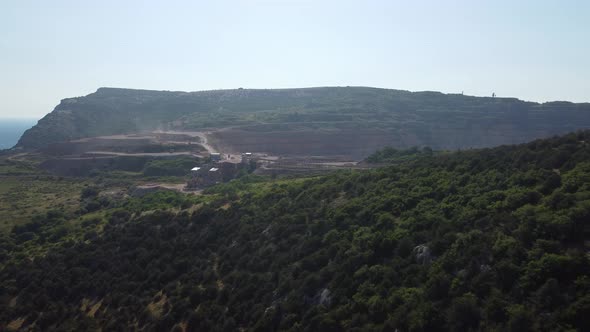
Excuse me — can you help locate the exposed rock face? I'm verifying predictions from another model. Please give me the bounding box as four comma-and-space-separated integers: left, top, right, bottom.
17, 87, 590, 157
413, 244, 433, 265
319, 288, 332, 307
261, 225, 272, 236
305, 288, 332, 308
480, 264, 492, 273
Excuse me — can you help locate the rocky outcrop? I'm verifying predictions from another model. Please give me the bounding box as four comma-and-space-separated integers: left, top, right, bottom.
318, 288, 332, 307
304, 288, 332, 308
413, 244, 433, 265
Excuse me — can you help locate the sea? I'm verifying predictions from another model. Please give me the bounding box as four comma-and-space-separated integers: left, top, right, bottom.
0, 119, 37, 150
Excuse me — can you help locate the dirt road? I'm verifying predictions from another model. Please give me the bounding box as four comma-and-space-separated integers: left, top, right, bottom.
85, 151, 204, 157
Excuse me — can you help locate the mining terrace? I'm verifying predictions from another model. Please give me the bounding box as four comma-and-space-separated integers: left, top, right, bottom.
17, 130, 377, 191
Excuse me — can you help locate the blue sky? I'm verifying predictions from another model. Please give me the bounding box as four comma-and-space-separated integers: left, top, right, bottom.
1, 0, 589, 118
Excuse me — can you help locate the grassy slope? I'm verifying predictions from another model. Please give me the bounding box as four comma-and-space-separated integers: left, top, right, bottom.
0, 177, 85, 232
0, 159, 87, 233
0, 155, 199, 234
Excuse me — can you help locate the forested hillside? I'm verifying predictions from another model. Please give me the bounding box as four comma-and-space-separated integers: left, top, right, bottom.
2, 131, 590, 331
16, 87, 590, 153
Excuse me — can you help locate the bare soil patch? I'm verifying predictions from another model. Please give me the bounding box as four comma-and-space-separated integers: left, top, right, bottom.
208, 128, 401, 159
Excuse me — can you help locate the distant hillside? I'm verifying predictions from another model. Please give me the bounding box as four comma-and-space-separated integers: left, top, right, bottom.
17, 87, 590, 155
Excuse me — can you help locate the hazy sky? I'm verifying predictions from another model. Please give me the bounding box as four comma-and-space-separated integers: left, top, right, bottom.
1, 0, 589, 119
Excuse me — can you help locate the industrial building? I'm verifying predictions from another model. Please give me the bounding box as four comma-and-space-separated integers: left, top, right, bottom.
185, 161, 244, 190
